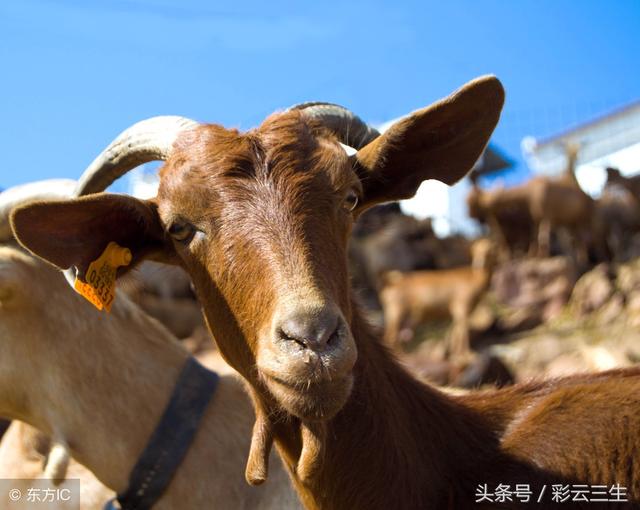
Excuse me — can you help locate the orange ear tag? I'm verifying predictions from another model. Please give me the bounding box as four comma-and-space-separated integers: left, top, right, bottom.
73, 242, 132, 312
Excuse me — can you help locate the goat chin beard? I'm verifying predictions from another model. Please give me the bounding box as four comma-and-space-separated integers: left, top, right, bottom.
245, 405, 327, 487
245, 372, 345, 487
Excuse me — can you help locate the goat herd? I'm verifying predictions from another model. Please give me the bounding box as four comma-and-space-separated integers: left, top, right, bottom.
0, 76, 639, 509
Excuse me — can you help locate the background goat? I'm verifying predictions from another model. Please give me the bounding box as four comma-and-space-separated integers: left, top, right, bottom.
379, 237, 495, 356
467, 144, 597, 266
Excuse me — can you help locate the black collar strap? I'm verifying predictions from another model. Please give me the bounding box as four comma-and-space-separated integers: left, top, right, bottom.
104, 357, 219, 510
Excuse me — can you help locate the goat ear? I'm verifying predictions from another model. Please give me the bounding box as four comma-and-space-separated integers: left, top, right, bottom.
353, 75, 504, 211
10, 193, 169, 277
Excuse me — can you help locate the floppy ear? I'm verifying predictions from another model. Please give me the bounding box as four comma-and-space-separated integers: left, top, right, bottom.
353, 75, 505, 211
10, 193, 169, 277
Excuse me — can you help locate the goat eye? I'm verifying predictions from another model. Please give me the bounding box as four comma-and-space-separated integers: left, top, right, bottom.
344, 191, 359, 212
168, 221, 195, 243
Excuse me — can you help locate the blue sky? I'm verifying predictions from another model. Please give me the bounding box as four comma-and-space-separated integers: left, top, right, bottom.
1, 0, 639, 191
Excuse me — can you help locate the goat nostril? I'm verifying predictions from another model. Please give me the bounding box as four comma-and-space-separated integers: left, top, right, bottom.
276, 310, 342, 351
326, 327, 340, 347
278, 327, 306, 348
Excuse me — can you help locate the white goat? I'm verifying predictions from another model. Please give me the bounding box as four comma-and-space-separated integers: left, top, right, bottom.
0, 184, 300, 510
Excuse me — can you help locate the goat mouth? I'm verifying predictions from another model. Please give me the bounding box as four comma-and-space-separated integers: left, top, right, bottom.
260, 370, 354, 421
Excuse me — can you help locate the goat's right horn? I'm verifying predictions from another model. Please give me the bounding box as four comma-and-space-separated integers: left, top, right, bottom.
290, 102, 380, 151
74, 115, 200, 197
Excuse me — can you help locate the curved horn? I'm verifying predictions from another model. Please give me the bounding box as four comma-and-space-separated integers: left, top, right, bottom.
0, 179, 77, 242
59, 116, 197, 287
74, 115, 200, 197
290, 103, 380, 150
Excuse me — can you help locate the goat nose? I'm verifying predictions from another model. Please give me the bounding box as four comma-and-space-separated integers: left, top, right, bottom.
277, 308, 341, 351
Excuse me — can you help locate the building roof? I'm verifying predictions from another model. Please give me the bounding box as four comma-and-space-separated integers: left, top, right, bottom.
535, 100, 640, 149
523, 100, 640, 175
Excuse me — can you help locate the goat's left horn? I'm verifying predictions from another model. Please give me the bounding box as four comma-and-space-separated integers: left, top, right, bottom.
290, 102, 380, 150
74, 115, 200, 197
61, 116, 198, 286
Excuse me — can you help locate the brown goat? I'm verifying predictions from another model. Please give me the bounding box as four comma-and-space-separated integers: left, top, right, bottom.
467, 174, 534, 259
11, 77, 640, 509
528, 145, 597, 265
596, 183, 640, 261
468, 145, 597, 265
379, 238, 494, 356
606, 166, 640, 198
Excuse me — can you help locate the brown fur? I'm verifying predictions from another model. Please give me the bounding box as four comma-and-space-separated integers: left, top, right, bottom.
14, 78, 639, 508
307, 316, 640, 508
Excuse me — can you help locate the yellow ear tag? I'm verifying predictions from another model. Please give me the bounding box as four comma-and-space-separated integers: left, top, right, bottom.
73, 242, 132, 312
